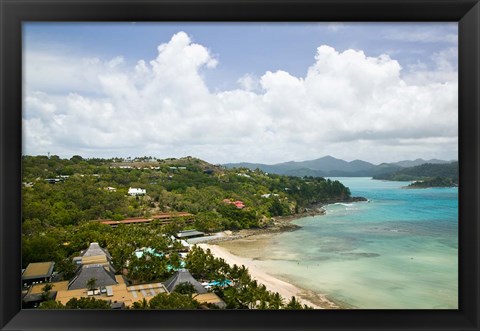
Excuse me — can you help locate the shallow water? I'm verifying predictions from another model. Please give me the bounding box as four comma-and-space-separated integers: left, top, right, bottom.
252, 177, 458, 309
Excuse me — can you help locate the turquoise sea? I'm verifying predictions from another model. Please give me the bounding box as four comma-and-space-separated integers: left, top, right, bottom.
257, 177, 458, 309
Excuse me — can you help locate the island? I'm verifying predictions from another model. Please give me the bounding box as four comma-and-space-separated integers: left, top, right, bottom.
372, 161, 458, 188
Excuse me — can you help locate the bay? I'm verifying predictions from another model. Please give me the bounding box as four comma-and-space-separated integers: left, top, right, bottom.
253, 177, 458, 309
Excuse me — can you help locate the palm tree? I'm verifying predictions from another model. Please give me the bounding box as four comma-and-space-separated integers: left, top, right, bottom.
173, 282, 196, 295
285, 296, 303, 309
131, 298, 149, 309
246, 280, 259, 309
86, 278, 97, 291
237, 266, 251, 286
223, 286, 244, 309
269, 292, 284, 309
41, 283, 53, 301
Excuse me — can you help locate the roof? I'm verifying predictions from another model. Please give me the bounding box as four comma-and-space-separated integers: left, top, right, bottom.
128, 187, 146, 194
22, 262, 55, 280
81, 242, 112, 260
193, 292, 227, 309
163, 269, 207, 294
68, 264, 118, 290
111, 301, 125, 309
127, 282, 168, 299
22, 291, 57, 303
82, 255, 109, 265
54, 276, 168, 307
176, 230, 205, 238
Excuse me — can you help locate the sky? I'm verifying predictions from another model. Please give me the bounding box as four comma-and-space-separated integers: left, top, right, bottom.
23, 22, 458, 164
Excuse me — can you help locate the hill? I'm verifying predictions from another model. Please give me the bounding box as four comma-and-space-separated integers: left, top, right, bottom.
22, 155, 356, 233
223, 155, 446, 177
389, 158, 451, 168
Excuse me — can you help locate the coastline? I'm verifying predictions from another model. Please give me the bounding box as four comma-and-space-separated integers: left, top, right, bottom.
188, 206, 325, 245
193, 183, 458, 310
192, 197, 367, 245
197, 243, 341, 309
190, 198, 368, 309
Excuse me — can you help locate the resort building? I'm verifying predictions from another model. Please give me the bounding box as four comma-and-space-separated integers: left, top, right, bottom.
67, 264, 118, 290
28, 274, 169, 307
23, 243, 225, 309
128, 187, 146, 196
68, 242, 118, 290
233, 201, 245, 209
73, 242, 113, 267
175, 229, 205, 239
222, 198, 245, 209
261, 193, 279, 198
193, 292, 227, 309
163, 269, 226, 308
163, 269, 208, 294
22, 262, 55, 287
22, 290, 58, 309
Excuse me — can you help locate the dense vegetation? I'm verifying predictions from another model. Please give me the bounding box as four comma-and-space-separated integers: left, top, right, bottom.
22, 155, 352, 309
185, 246, 311, 309
23, 220, 182, 275
40, 245, 311, 310
39, 297, 113, 309
372, 162, 458, 187
22, 155, 351, 232
22, 155, 352, 270
407, 177, 457, 188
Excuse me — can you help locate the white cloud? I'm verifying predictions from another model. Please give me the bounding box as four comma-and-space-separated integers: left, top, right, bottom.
403, 47, 457, 85
106, 56, 125, 68
23, 31, 457, 164
237, 74, 260, 91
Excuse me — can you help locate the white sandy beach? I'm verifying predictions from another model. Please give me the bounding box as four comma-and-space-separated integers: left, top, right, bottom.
198, 243, 338, 309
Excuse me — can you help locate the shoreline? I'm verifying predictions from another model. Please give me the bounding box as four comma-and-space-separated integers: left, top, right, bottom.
197, 243, 341, 309
188, 209, 324, 245
193, 197, 368, 245
190, 198, 368, 309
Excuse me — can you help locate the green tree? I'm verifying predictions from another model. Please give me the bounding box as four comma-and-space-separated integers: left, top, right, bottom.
285, 296, 303, 309
86, 278, 97, 291
65, 297, 111, 309
147, 292, 199, 309
223, 286, 247, 309
268, 292, 284, 309
41, 283, 53, 301
39, 300, 65, 309
131, 298, 149, 309
173, 282, 196, 295
55, 258, 76, 280
269, 198, 285, 216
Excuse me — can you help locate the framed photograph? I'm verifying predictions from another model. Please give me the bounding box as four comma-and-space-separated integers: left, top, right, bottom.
1, 0, 479, 330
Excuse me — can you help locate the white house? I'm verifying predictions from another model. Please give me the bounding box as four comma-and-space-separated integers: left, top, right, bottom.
128, 187, 146, 196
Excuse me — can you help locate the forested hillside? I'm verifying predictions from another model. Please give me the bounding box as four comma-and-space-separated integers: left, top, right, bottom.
372, 162, 458, 187
22, 155, 354, 280
23, 155, 352, 230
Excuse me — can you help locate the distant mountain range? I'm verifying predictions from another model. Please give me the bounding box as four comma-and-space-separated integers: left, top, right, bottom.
223, 156, 454, 177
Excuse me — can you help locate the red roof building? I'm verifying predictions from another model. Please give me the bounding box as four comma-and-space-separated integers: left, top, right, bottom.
223, 199, 245, 209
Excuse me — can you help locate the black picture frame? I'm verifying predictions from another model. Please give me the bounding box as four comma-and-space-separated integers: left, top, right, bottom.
1, 0, 479, 330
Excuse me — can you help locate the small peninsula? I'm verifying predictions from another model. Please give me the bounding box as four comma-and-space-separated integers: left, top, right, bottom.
372, 162, 458, 188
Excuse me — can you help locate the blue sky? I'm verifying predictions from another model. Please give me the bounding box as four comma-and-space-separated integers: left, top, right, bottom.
23, 22, 458, 164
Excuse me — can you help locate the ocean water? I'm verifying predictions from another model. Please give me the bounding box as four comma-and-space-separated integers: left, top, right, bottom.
256, 177, 458, 309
